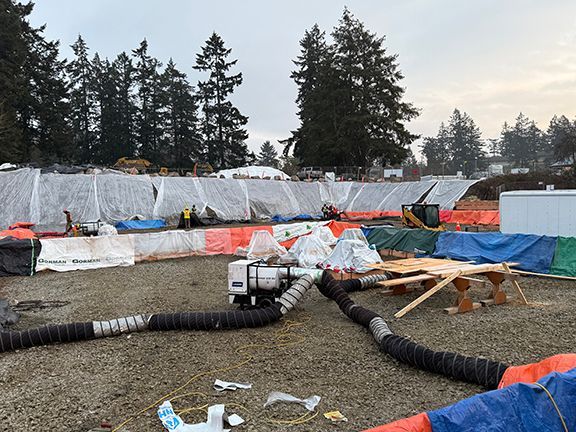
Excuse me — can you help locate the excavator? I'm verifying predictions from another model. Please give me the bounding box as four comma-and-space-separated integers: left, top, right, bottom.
401, 203, 446, 231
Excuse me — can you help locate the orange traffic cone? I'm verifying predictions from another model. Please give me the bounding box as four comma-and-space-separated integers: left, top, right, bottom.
455, 222, 462, 232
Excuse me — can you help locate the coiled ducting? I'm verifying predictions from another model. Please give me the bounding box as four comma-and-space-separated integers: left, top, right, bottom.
0, 322, 95, 352
319, 272, 509, 389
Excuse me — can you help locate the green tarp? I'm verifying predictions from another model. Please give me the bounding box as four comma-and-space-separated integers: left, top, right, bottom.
364, 226, 440, 254
550, 236, 576, 276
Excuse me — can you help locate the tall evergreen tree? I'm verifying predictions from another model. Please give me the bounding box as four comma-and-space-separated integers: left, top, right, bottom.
257, 140, 279, 167
420, 122, 451, 174
500, 113, 545, 167
287, 9, 418, 167
447, 109, 484, 174
132, 39, 165, 164
161, 59, 201, 168
110, 52, 137, 160
67, 35, 96, 163
422, 109, 484, 175
0, 0, 29, 162
285, 24, 337, 164
194, 32, 249, 169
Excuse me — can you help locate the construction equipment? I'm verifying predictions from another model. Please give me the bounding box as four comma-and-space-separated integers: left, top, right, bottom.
402, 203, 446, 231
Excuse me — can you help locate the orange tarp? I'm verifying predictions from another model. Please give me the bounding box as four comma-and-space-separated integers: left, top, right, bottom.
0, 228, 36, 239
362, 413, 432, 432
498, 353, 576, 388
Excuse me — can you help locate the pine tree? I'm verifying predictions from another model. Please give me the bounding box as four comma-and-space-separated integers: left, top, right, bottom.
286, 24, 338, 165
257, 140, 279, 167
132, 39, 165, 165
548, 115, 576, 167
161, 59, 202, 168
0, 0, 29, 162
420, 122, 451, 174
331, 8, 419, 167
110, 52, 137, 160
500, 113, 545, 167
67, 35, 96, 163
194, 32, 249, 169
288, 9, 418, 167
447, 109, 484, 174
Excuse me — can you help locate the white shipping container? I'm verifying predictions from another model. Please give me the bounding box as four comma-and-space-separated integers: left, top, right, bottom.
500, 190, 576, 236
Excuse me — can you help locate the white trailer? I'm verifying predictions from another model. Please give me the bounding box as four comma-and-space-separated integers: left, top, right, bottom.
500, 190, 576, 236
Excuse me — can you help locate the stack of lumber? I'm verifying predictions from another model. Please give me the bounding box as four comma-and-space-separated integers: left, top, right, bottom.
454, 200, 499, 210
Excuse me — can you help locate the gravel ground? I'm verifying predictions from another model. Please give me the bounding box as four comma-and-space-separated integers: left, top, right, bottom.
0, 255, 574, 431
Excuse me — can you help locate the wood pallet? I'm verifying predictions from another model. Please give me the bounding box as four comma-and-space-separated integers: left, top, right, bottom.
454, 200, 499, 211
369, 258, 527, 318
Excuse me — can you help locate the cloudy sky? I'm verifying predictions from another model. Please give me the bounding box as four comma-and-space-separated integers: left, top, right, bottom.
29, 0, 576, 158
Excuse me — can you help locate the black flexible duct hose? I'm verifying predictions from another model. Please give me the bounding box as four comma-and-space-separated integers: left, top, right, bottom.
148, 305, 283, 331
319, 272, 509, 389
0, 322, 95, 352
0, 275, 315, 353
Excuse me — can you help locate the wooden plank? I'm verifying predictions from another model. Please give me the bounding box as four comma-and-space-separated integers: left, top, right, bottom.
511, 269, 576, 281
427, 263, 508, 278
394, 270, 463, 318
502, 262, 528, 305
378, 274, 437, 287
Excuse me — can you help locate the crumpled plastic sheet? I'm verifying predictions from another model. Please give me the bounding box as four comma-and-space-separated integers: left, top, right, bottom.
238, 230, 287, 260
338, 228, 369, 246
311, 225, 337, 245
96, 173, 155, 224
198, 178, 250, 221
288, 234, 333, 268
423, 180, 479, 210
263, 391, 321, 412
213, 379, 252, 392
215, 166, 290, 180
319, 239, 382, 273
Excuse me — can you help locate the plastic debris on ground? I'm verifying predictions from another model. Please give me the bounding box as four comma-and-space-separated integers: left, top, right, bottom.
158, 401, 244, 432
97, 223, 118, 236
323, 410, 348, 422
0, 299, 19, 330
318, 239, 382, 273
338, 228, 369, 246
213, 379, 252, 392
235, 230, 287, 260
287, 234, 333, 268
263, 391, 321, 411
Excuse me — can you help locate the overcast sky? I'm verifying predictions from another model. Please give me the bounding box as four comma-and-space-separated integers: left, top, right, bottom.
29, 0, 576, 159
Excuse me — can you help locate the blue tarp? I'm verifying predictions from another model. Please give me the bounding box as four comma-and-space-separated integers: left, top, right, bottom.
271, 214, 319, 223
115, 219, 166, 231
429, 368, 576, 432
432, 232, 557, 274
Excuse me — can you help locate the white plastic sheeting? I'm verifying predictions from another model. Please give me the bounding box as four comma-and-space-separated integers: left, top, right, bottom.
288, 234, 333, 268
34, 173, 100, 231
338, 228, 369, 245
153, 177, 207, 224
311, 225, 337, 245
97, 174, 155, 223
216, 165, 290, 180
272, 221, 327, 242
238, 230, 287, 260
0, 168, 38, 229
318, 239, 382, 273
131, 230, 206, 261
424, 180, 478, 210
198, 178, 250, 221
377, 181, 435, 211
244, 179, 300, 219
286, 182, 324, 216
37, 236, 135, 272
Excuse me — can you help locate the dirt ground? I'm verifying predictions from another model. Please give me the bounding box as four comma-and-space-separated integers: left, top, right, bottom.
0, 255, 574, 431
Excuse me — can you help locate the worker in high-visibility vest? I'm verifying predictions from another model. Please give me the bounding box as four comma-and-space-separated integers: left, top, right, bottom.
183, 206, 191, 229
63, 210, 73, 234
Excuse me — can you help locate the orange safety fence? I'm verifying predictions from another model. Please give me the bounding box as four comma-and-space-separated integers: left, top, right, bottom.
343, 211, 401, 221
362, 412, 432, 432
498, 353, 576, 388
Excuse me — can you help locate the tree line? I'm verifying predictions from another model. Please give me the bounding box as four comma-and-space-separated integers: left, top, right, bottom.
422, 109, 576, 175
0, 0, 251, 169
